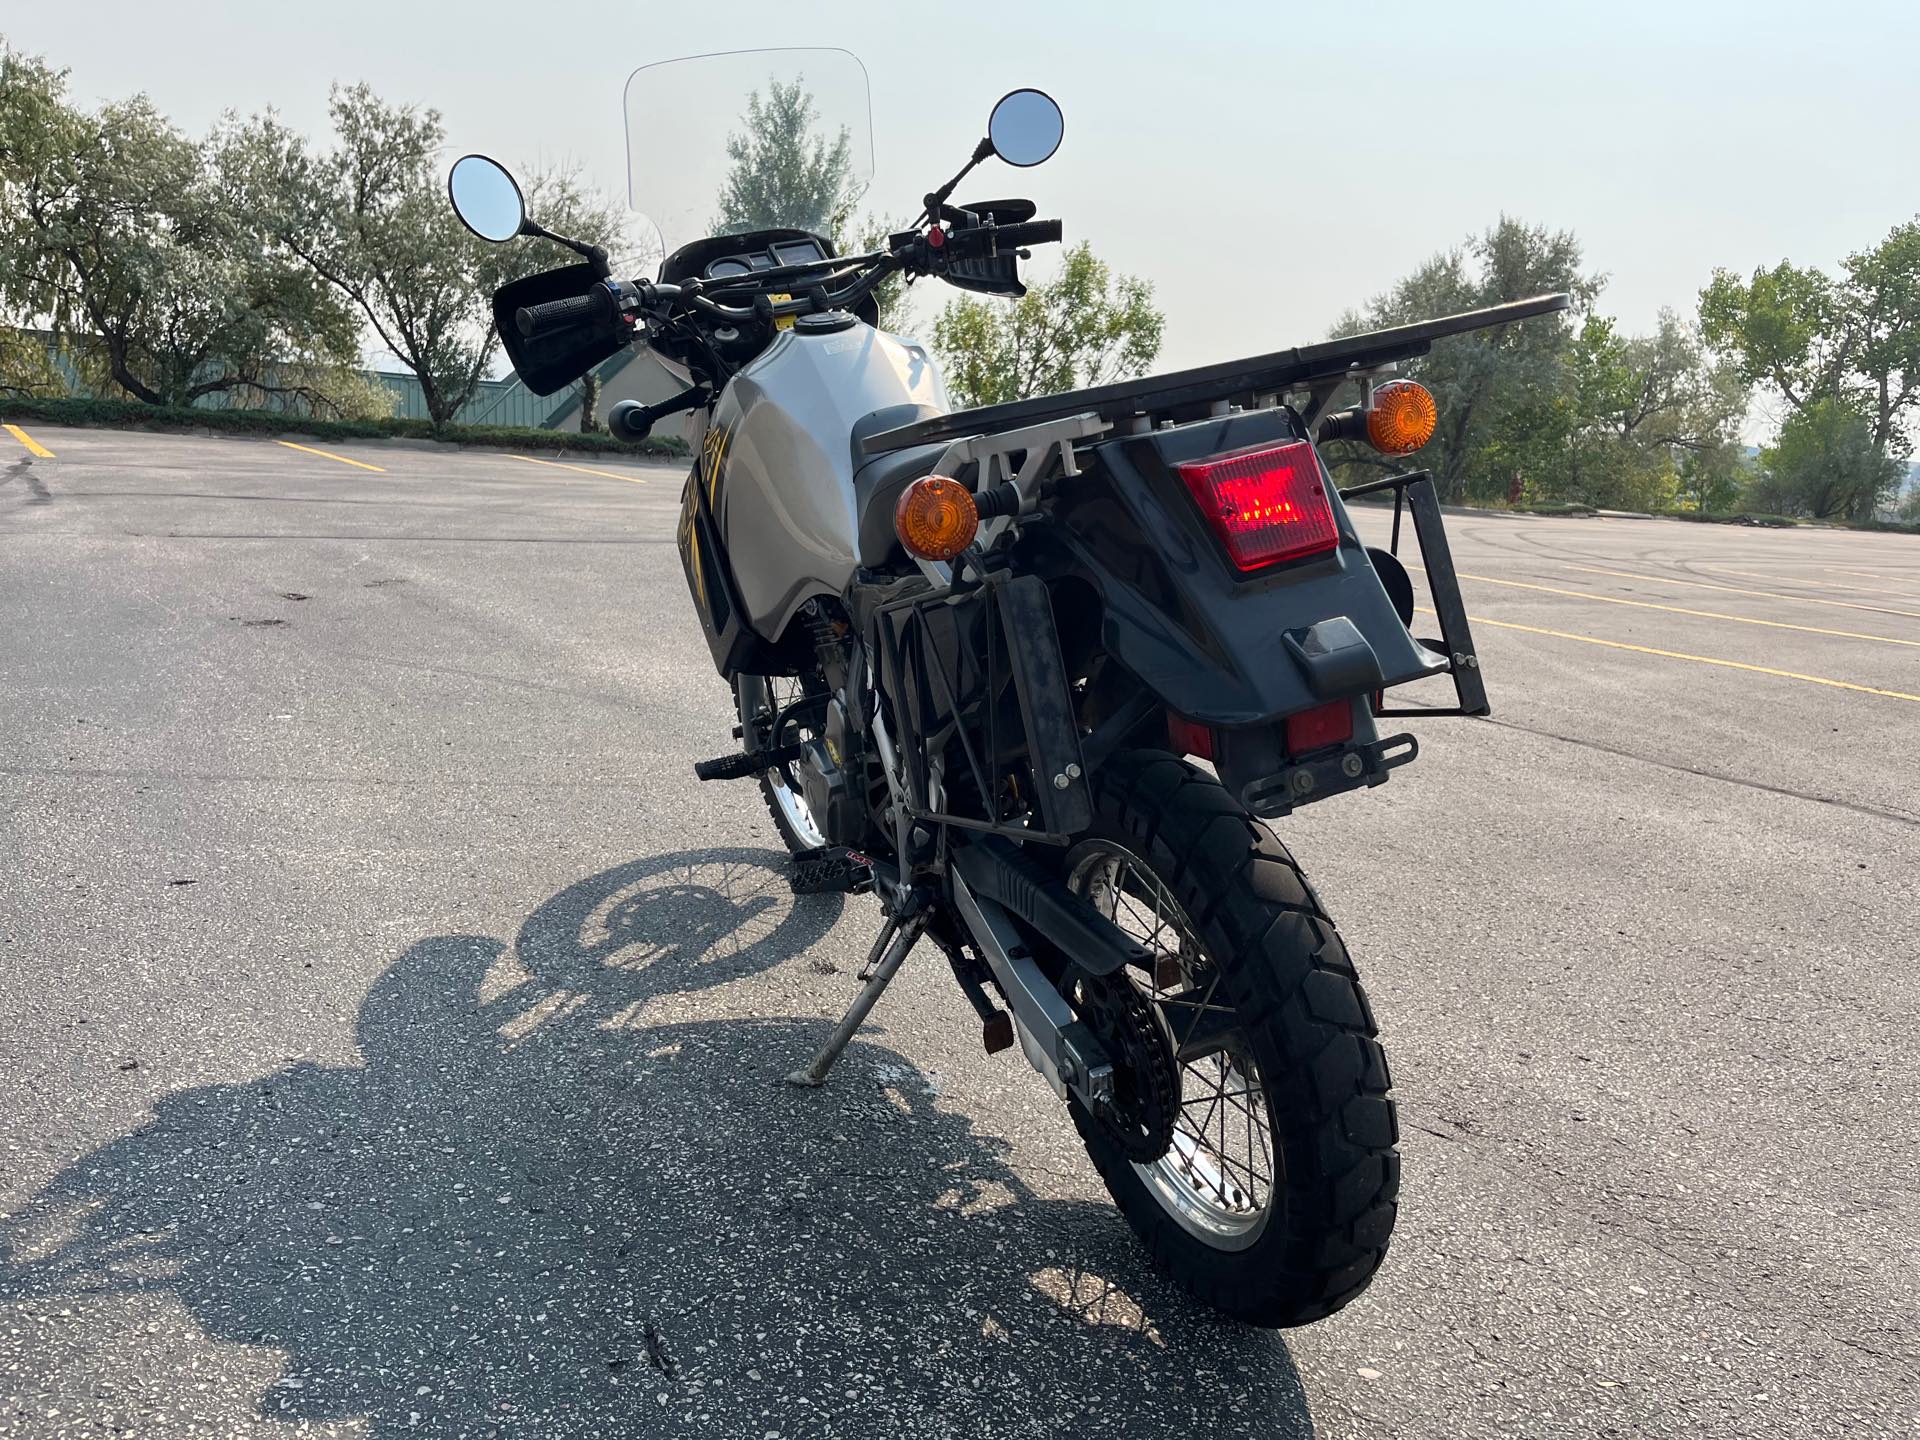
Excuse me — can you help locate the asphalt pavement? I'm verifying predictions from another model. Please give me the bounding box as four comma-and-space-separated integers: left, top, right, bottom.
1, 424, 1915, 1439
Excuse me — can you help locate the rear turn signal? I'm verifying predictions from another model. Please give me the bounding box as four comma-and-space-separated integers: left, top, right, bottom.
1365, 379, 1437, 456
1175, 440, 1339, 571
895, 474, 979, 561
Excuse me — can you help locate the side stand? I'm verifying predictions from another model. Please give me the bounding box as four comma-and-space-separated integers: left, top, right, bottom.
784, 909, 929, 1088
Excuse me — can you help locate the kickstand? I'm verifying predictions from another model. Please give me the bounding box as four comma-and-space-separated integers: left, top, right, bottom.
785, 909, 929, 1089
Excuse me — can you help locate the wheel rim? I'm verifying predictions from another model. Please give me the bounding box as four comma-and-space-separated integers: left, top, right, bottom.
738, 674, 826, 850
1068, 841, 1276, 1250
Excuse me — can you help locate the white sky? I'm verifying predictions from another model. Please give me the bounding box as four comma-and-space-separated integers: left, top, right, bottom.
10, 0, 1919, 405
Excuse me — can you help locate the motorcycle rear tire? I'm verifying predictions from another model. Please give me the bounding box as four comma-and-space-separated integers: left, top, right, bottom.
1064, 748, 1400, 1327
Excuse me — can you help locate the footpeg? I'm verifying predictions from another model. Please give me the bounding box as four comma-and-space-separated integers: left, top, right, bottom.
789, 847, 874, 895
692, 742, 802, 782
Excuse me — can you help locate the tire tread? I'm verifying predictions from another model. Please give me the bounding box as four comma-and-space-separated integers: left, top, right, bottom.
1068, 748, 1399, 1327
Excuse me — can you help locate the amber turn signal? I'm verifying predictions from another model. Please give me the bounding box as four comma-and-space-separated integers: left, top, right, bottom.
895, 474, 979, 561
1365, 379, 1438, 456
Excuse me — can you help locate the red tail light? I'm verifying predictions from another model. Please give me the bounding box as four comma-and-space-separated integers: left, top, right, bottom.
1175, 440, 1340, 572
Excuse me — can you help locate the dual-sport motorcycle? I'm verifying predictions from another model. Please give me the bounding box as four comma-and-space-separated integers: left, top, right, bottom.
446, 48, 1566, 1326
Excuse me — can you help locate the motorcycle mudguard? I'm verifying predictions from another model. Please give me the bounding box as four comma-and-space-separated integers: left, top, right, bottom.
1047, 408, 1448, 727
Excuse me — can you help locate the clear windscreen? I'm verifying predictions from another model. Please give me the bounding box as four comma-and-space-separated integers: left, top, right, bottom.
623, 48, 875, 268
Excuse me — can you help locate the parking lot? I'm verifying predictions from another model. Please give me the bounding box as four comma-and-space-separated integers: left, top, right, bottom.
2, 423, 1915, 1438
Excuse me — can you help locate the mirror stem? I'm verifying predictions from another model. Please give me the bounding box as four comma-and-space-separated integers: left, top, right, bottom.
522, 219, 612, 278
916, 138, 996, 227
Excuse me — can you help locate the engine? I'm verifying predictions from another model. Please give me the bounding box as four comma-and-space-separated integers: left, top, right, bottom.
797, 694, 868, 848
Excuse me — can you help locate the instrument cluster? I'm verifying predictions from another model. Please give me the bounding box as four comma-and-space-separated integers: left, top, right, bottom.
703, 236, 828, 280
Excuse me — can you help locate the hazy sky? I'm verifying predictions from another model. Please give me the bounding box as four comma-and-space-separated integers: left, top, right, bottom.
10, 0, 1919, 394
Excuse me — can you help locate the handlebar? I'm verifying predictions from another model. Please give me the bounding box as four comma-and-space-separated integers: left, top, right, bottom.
513, 218, 1063, 345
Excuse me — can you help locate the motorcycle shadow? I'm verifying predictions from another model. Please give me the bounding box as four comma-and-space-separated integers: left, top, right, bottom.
1, 847, 1313, 1438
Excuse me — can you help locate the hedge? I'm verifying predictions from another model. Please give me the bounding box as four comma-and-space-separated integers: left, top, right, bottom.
0, 395, 689, 458
1655, 508, 1800, 527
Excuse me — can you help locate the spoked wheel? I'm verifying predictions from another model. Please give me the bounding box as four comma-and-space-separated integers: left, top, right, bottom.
733, 672, 827, 856
1062, 749, 1400, 1327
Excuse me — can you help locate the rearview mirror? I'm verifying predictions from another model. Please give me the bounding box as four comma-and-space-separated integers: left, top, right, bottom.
987, 89, 1064, 168
448, 154, 527, 243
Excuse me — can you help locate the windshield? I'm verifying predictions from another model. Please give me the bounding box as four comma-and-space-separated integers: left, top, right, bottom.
624, 48, 875, 267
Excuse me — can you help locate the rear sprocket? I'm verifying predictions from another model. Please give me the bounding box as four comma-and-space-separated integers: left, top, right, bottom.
1071, 970, 1178, 1163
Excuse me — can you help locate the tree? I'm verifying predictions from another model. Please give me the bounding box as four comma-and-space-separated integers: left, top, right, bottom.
931, 242, 1163, 409
1898, 472, 1920, 523
711, 77, 861, 239
707, 79, 919, 334
578, 371, 601, 433
0, 46, 352, 407
1700, 219, 1920, 517
1748, 398, 1904, 519
225, 85, 634, 426
1324, 217, 1600, 503
1556, 311, 1749, 510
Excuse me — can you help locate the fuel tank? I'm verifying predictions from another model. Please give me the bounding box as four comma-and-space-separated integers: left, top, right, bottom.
702, 320, 947, 642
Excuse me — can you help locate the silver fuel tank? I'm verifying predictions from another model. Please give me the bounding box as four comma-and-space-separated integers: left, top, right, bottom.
703, 320, 947, 642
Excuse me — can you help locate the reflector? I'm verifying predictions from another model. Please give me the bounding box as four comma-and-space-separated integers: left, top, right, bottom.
1284, 700, 1354, 755
1175, 440, 1340, 571
1166, 711, 1214, 760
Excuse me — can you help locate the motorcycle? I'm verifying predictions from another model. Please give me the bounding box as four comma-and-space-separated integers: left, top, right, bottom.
446, 47, 1566, 1327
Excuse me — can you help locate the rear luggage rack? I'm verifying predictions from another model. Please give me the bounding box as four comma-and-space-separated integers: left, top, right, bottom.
1338, 469, 1488, 718
860, 294, 1570, 456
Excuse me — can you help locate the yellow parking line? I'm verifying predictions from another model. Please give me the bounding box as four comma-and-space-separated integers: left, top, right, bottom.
4, 423, 53, 458
276, 439, 385, 473
1697, 564, 1920, 603
1423, 607, 1920, 705
1458, 573, 1920, 649
1832, 567, 1920, 597
507, 453, 649, 485
1565, 564, 1920, 622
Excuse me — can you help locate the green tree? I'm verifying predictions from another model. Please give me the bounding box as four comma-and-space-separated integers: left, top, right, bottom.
1556, 312, 1749, 510
1324, 217, 1599, 503
0, 325, 63, 398
224, 85, 634, 426
1748, 397, 1904, 519
1898, 471, 1920, 523
931, 242, 1163, 409
1700, 219, 1920, 517
0, 46, 352, 407
707, 79, 918, 334
711, 77, 861, 238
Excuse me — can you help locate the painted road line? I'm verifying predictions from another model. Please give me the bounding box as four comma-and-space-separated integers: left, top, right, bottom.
276, 439, 385, 473
1695, 564, 1920, 603
3, 423, 53, 458
1837, 568, 1919, 584
507, 454, 649, 484
1564, 564, 1920, 622
1458, 573, 1920, 649
1421, 606, 1920, 705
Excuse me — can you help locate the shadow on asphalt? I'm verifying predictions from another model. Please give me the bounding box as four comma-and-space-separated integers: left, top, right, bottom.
1, 848, 1311, 1436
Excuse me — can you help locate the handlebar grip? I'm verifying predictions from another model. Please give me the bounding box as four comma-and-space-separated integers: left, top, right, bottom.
514, 288, 611, 339
994, 219, 1063, 248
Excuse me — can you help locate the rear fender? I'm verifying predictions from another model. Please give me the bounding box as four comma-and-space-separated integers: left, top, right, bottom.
1046, 407, 1446, 727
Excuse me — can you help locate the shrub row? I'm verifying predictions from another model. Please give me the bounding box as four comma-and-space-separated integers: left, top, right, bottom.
0, 395, 689, 458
